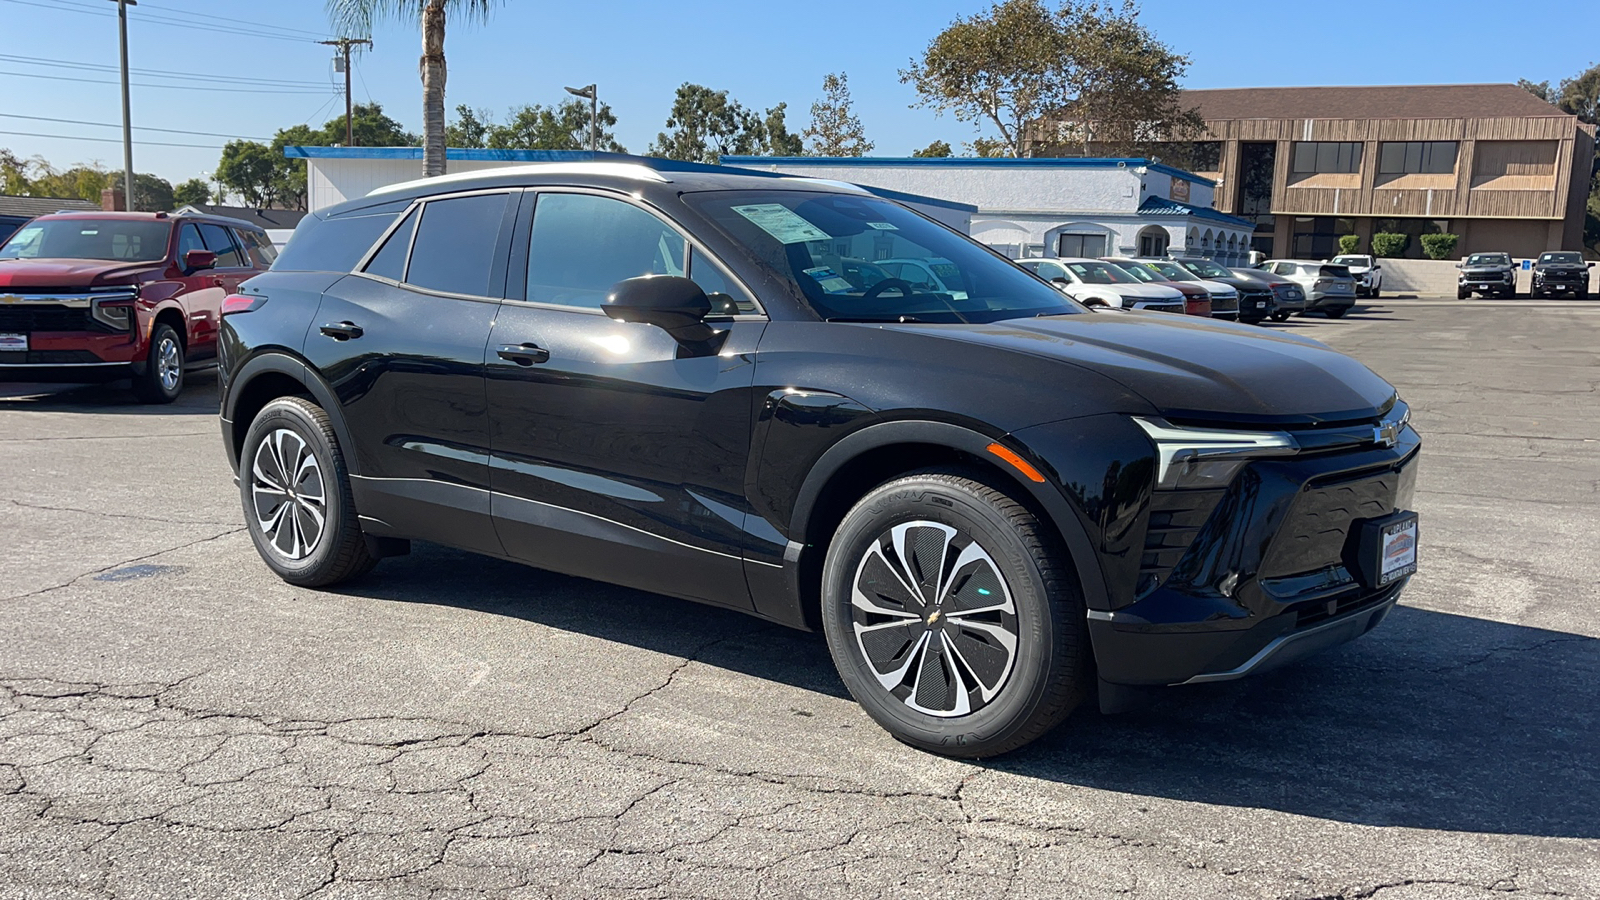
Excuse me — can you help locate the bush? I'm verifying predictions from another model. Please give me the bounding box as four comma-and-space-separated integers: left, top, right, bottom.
1420, 233, 1460, 260
1370, 233, 1410, 258
1337, 234, 1360, 255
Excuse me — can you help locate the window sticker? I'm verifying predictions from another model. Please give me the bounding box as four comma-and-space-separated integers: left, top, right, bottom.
803, 265, 855, 294
865, 222, 898, 231
732, 204, 831, 244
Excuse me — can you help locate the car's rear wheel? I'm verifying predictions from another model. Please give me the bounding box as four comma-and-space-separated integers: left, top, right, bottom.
1270, 310, 1291, 322
132, 323, 184, 404
1325, 306, 1349, 318
821, 469, 1090, 758
1369, 288, 1381, 299
240, 396, 377, 587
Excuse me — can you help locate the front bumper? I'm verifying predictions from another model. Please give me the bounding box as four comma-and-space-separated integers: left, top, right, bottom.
1089, 430, 1420, 687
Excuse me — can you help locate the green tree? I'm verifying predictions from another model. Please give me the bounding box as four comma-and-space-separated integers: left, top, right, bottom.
323, 102, 416, 147
1517, 79, 1553, 103
902, 0, 1201, 158
485, 99, 624, 152
111, 172, 174, 211
762, 103, 805, 156
216, 140, 278, 207
172, 178, 212, 208
968, 137, 1011, 157
446, 104, 492, 149
326, 0, 501, 177
911, 140, 953, 158
270, 123, 322, 210
804, 72, 873, 157
649, 84, 767, 164
1525, 62, 1600, 251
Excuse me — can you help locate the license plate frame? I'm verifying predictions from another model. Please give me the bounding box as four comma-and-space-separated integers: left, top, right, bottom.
1346, 510, 1419, 589
0, 333, 27, 353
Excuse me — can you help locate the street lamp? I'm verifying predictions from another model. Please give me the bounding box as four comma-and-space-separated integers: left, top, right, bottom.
564, 83, 597, 153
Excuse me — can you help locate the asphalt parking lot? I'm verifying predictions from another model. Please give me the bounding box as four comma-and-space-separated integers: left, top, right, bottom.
1, 299, 1597, 900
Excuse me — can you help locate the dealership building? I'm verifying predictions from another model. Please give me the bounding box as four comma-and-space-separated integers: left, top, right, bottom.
1049, 84, 1598, 259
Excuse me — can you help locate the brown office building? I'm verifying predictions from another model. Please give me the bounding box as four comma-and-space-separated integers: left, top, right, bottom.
1143, 85, 1596, 259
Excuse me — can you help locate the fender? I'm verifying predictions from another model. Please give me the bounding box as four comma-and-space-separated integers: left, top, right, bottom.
221, 350, 359, 476
789, 419, 1109, 610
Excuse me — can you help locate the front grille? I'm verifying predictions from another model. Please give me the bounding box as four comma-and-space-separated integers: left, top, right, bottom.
1210, 295, 1239, 314
1539, 271, 1585, 283
1462, 271, 1509, 282
1288, 584, 1397, 629
0, 306, 94, 332
1260, 459, 1416, 578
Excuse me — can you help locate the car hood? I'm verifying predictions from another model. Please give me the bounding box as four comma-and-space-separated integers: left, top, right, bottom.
1534, 263, 1587, 272
1461, 264, 1511, 272
1096, 283, 1184, 301
0, 257, 160, 288
1191, 279, 1236, 296
892, 312, 1395, 425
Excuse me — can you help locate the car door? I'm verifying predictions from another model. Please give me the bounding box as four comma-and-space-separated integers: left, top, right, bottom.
301, 189, 519, 557
193, 222, 256, 353
484, 189, 767, 609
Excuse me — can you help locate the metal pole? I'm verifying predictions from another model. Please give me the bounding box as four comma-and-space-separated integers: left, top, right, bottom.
344, 44, 353, 146
112, 0, 137, 210
590, 87, 597, 152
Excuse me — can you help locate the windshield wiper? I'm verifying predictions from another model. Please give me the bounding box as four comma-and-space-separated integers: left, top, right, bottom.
826, 315, 924, 323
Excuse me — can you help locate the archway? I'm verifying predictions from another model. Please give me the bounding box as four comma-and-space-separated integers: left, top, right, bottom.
1135, 225, 1170, 258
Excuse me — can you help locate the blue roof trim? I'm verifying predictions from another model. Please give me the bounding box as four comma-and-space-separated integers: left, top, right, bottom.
1138, 196, 1254, 229
720, 155, 1216, 188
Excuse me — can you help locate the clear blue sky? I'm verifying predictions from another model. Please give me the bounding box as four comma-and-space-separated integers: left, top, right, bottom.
2, 0, 1597, 193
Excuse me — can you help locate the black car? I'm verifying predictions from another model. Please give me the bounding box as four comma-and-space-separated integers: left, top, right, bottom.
1456, 251, 1516, 299
219, 157, 1420, 758
1166, 256, 1276, 324
1529, 251, 1592, 298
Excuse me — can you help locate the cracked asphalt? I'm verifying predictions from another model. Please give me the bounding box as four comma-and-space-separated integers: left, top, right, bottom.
1, 299, 1597, 900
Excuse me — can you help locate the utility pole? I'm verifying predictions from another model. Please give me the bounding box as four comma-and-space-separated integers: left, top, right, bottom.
108, 0, 137, 210
321, 37, 373, 146
565, 83, 597, 152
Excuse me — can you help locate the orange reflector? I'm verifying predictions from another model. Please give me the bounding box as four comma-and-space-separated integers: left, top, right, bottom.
986, 442, 1046, 483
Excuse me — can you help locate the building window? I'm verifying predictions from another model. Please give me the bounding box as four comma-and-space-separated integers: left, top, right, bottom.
1057, 233, 1107, 258
1167, 141, 1221, 172
1138, 230, 1168, 257
1291, 142, 1363, 174
1378, 141, 1458, 175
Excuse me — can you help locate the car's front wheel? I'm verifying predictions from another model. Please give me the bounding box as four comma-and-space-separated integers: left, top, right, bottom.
1325, 306, 1349, 318
821, 469, 1090, 758
132, 323, 184, 404
1270, 310, 1292, 322
240, 396, 377, 587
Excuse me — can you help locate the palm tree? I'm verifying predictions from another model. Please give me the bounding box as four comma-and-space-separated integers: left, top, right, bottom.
326, 0, 500, 177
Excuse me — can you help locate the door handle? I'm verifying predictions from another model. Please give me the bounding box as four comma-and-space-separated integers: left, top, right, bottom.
319, 321, 364, 341
496, 343, 550, 366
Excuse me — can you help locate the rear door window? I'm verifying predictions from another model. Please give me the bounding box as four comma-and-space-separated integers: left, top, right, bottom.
405, 193, 511, 297
236, 228, 278, 267
363, 207, 418, 282
273, 209, 400, 272
198, 223, 244, 268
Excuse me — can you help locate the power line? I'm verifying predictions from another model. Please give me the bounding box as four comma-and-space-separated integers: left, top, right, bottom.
0, 113, 272, 142
0, 129, 226, 150
0, 69, 334, 95
0, 53, 334, 88
131, 0, 331, 38
0, 0, 325, 44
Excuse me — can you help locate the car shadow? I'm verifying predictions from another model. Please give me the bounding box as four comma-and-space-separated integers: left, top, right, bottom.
0, 370, 217, 415
341, 542, 1597, 839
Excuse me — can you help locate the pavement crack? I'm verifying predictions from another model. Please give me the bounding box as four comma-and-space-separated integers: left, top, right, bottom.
0, 526, 245, 603
0, 497, 240, 527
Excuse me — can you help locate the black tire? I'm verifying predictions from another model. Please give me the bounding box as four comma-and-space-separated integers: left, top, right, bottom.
1325, 306, 1349, 318
1369, 288, 1381, 299
1531, 285, 1543, 298
239, 396, 377, 587
132, 323, 184, 404
1456, 288, 1469, 300
821, 468, 1090, 758
1270, 310, 1291, 322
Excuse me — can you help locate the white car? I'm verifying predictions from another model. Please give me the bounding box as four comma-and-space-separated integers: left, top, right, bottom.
1329, 254, 1383, 298
876, 257, 968, 300
1256, 259, 1357, 317
1017, 257, 1186, 313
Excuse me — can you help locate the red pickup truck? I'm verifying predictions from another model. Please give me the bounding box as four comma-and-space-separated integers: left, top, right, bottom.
0, 210, 276, 402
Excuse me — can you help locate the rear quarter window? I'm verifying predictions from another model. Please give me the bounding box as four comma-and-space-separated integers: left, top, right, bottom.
272, 209, 401, 272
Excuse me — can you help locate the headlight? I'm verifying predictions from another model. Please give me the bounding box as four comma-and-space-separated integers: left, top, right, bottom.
90, 289, 137, 330
1133, 417, 1298, 490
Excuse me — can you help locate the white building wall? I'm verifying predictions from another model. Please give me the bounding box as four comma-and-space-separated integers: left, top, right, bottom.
750, 163, 1141, 217
306, 158, 528, 212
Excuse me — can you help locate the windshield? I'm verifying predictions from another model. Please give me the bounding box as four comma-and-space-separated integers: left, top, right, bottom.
1146, 260, 1199, 282
1465, 253, 1510, 266
1066, 261, 1136, 285
683, 190, 1080, 323
0, 218, 171, 262
1106, 260, 1159, 283
1178, 258, 1231, 279
1331, 256, 1370, 266
1539, 252, 1582, 264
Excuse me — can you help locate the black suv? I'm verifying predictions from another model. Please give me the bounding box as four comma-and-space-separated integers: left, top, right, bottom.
1530, 251, 1592, 298
1166, 256, 1275, 324
1456, 251, 1516, 299
219, 157, 1421, 757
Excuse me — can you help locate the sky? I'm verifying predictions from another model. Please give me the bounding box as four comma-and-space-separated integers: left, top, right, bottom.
2, 0, 1598, 195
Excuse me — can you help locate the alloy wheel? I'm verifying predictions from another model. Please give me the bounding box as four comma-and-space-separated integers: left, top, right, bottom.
250, 428, 328, 561
849, 521, 1019, 717
156, 336, 181, 392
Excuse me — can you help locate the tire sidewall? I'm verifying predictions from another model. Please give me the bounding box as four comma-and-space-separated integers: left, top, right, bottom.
821, 476, 1063, 755
139, 324, 184, 402
239, 398, 352, 584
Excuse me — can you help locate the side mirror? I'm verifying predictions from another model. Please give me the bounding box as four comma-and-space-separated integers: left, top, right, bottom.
1050, 277, 1069, 285
1454, 263, 1462, 268
1373, 264, 1381, 270
184, 249, 216, 272
604, 275, 724, 352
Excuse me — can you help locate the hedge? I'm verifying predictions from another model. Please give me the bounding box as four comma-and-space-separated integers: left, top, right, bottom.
1337, 234, 1360, 255
1370, 233, 1410, 258
1420, 233, 1460, 260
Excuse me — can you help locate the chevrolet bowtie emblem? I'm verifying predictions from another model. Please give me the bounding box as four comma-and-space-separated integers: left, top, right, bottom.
0, 295, 21, 304
927, 609, 943, 625
1373, 421, 1400, 448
